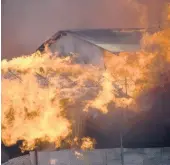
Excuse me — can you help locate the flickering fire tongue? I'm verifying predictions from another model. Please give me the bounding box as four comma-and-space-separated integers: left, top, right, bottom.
1, 3, 170, 152
1, 52, 108, 152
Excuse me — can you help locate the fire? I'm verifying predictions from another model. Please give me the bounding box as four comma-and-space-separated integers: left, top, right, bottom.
2, 68, 72, 151
2, 3, 170, 152
84, 71, 114, 113
103, 7, 170, 109
80, 137, 96, 150
1, 52, 106, 151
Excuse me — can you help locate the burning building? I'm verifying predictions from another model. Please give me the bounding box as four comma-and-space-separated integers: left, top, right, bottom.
36, 28, 144, 140
36, 28, 158, 143
2, 26, 170, 165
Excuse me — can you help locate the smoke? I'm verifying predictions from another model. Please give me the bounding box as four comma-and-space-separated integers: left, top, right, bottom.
2, 0, 170, 153
2, 0, 167, 59
2, 22, 170, 149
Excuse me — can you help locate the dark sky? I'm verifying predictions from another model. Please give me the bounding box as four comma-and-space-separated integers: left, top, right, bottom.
2, 0, 169, 59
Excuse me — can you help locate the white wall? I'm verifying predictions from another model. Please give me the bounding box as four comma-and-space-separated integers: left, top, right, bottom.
30, 148, 170, 165
50, 34, 104, 67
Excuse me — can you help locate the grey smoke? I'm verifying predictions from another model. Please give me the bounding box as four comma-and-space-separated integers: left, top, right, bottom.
2, 0, 169, 59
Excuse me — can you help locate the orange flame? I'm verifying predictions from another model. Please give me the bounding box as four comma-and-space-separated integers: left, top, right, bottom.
1, 52, 105, 151
80, 137, 96, 150
2, 4, 170, 152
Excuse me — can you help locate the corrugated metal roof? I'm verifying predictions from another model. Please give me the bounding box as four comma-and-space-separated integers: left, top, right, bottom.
37, 28, 157, 53
65, 29, 145, 53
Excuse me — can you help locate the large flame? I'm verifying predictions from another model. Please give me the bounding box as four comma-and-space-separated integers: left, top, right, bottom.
1, 52, 104, 151
2, 3, 170, 152
2, 56, 72, 151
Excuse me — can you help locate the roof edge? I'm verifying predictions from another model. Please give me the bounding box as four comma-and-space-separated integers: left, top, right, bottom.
36, 27, 158, 53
